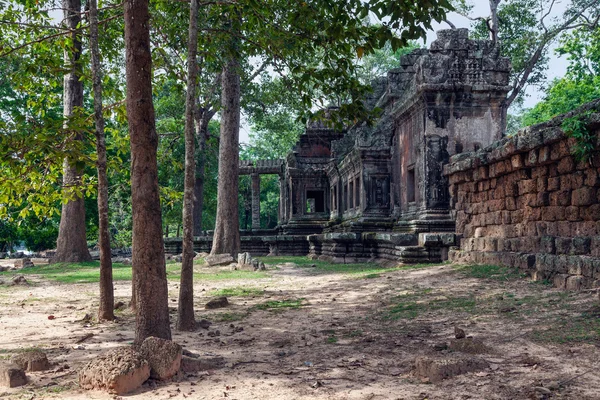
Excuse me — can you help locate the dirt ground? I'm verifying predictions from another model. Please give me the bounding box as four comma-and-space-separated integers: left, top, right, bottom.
0, 258, 599, 400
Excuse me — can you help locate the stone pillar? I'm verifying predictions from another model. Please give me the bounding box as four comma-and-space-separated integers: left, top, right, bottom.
251, 173, 260, 229
278, 175, 285, 224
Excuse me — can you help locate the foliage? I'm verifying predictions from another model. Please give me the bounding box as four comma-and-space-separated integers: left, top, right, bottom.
561, 111, 596, 162
462, 0, 600, 108
523, 26, 600, 126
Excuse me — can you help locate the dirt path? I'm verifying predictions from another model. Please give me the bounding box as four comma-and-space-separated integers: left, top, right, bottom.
0, 259, 599, 399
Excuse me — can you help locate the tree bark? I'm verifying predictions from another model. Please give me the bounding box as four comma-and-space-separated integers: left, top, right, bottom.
125, 0, 172, 344
192, 109, 213, 236
54, 0, 92, 263
210, 53, 241, 257
177, 0, 199, 332
90, 0, 114, 321
489, 0, 501, 43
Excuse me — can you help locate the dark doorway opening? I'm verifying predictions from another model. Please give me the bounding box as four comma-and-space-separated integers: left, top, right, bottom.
306, 190, 325, 213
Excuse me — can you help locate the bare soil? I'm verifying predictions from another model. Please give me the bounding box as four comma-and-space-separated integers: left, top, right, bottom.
0, 259, 599, 400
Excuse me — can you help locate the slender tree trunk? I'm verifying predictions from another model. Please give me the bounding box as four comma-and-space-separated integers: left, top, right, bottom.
192, 111, 212, 236
210, 51, 241, 257
54, 0, 92, 263
90, 0, 114, 321
177, 0, 199, 332
124, 0, 171, 344
489, 0, 501, 43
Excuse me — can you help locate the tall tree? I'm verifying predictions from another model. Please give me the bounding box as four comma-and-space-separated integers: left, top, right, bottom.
54, 0, 92, 263
210, 35, 241, 256
454, 0, 600, 108
90, 0, 114, 321
124, 0, 171, 343
177, 0, 199, 331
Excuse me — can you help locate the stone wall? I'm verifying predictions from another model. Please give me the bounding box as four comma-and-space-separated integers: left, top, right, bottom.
445, 100, 600, 289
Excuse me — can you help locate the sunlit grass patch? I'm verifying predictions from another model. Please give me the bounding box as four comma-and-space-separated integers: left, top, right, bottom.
210, 287, 264, 297
254, 298, 305, 311
0, 262, 132, 284
455, 264, 528, 281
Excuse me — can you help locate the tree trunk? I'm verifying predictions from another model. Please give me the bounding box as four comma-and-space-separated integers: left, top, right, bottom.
192, 110, 212, 236
177, 0, 199, 332
54, 0, 92, 263
124, 0, 171, 344
90, 0, 114, 321
489, 0, 501, 43
210, 53, 241, 257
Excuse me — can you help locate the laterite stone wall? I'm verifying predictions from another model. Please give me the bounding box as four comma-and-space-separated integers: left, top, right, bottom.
444, 100, 600, 290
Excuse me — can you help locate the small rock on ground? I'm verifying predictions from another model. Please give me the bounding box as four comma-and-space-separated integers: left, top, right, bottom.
11, 276, 28, 286
205, 297, 229, 309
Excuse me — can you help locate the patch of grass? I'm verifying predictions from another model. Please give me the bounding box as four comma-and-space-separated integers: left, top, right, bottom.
254, 298, 304, 311
210, 287, 264, 297
363, 273, 380, 279
347, 329, 363, 337
0, 262, 132, 284
531, 306, 600, 344
209, 312, 249, 322
326, 335, 338, 344
387, 292, 479, 320
258, 256, 441, 277
455, 264, 528, 281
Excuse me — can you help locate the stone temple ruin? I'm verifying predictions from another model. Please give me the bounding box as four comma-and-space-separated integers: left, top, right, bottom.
166, 28, 600, 288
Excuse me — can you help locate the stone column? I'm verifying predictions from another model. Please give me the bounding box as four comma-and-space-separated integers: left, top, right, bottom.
278, 175, 285, 224
251, 173, 260, 230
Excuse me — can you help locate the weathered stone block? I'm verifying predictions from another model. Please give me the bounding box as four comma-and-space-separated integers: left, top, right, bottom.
566, 275, 584, 291
414, 357, 489, 383
205, 254, 235, 266
557, 156, 575, 174
0, 363, 26, 388
11, 350, 50, 372
571, 237, 591, 255
553, 274, 569, 289
547, 177, 560, 191
139, 337, 182, 380
79, 347, 150, 395
572, 187, 596, 206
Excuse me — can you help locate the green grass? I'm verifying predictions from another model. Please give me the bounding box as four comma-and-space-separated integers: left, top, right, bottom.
531, 307, 600, 344
387, 289, 480, 320
0, 261, 268, 284
455, 264, 528, 281
209, 287, 264, 297
206, 311, 249, 322
0, 262, 132, 283
254, 298, 305, 311
326, 335, 338, 344
258, 256, 441, 277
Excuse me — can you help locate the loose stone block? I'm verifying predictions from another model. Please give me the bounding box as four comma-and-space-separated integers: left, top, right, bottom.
139, 337, 182, 381
78, 347, 150, 395
11, 350, 50, 372
414, 357, 489, 383
0, 363, 27, 388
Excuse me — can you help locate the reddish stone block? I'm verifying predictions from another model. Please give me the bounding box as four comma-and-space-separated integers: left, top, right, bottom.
536, 177, 548, 192
547, 177, 560, 191
566, 275, 583, 291
511, 154, 524, 169
571, 187, 595, 206
518, 179, 537, 195
550, 190, 571, 206
557, 221, 573, 237
565, 206, 580, 221
538, 145, 551, 163
584, 169, 600, 187
580, 204, 600, 221
542, 206, 565, 221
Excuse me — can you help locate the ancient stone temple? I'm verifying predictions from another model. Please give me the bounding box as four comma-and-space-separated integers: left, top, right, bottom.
166, 28, 512, 262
